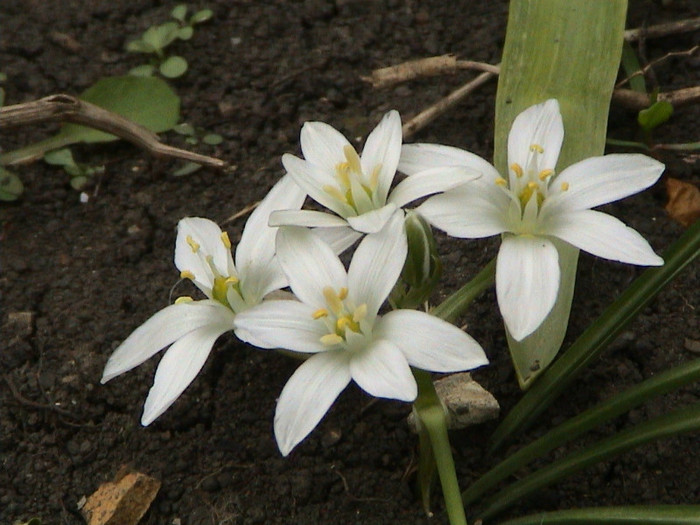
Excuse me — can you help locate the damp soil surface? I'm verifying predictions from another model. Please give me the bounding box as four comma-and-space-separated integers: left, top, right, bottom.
1, 1, 698, 524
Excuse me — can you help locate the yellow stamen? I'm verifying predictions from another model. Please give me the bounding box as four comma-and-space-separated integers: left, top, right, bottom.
225, 276, 239, 285
212, 276, 231, 305
561, 182, 570, 191
174, 296, 193, 304
530, 144, 544, 153
343, 144, 362, 174
323, 184, 348, 204
180, 270, 196, 280
527, 181, 538, 190
495, 177, 507, 187
335, 161, 351, 189
338, 287, 348, 300
220, 231, 232, 249
320, 333, 343, 346
336, 317, 350, 331
186, 235, 200, 253
538, 169, 554, 181
511, 163, 523, 178
312, 308, 329, 320
353, 304, 367, 323
323, 286, 343, 314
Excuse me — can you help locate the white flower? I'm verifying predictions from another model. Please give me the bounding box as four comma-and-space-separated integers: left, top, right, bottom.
400, 99, 664, 341
234, 212, 488, 456
270, 110, 479, 252
100, 175, 306, 425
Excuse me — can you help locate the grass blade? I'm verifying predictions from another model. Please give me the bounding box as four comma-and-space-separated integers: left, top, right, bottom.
496, 505, 700, 525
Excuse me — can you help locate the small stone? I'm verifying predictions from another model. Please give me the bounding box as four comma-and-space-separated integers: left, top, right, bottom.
81, 470, 160, 525
684, 338, 700, 354
321, 428, 342, 448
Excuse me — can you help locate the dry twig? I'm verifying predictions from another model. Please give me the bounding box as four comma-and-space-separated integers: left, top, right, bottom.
623, 16, 700, 42
616, 45, 699, 88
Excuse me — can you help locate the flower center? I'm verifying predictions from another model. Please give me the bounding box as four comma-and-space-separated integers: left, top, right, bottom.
322, 145, 382, 216
312, 285, 368, 347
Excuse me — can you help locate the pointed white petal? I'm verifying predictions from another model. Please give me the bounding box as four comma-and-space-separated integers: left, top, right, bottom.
496, 235, 560, 341
399, 143, 501, 183
361, 110, 402, 203
233, 300, 329, 353
349, 339, 416, 401
141, 321, 231, 425
375, 310, 489, 372
346, 203, 398, 234
238, 258, 287, 306
541, 209, 663, 266
347, 212, 407, 317
175, 218, 236, 293
101, 301, 234, 383
274, 351, 351, 456
416, 180, 511, 238
282, 154, 354, 217
300, 120, 352, 173
276, 226, 348, 307
508, 99, 563, 173
313, 226, 362, 255
388, 166, 481, 208
545, 154, 665, 212
270, 209, 349, 228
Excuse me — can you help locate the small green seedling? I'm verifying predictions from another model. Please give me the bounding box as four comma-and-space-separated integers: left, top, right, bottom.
172, 122, 223, 175
0, 166, 23, 201
44, 148, 105, 191
126, 4, 214, 78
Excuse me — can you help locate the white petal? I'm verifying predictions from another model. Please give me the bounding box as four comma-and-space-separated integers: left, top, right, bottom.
496, 235, 560, 341
541, 209, 664, 266
141, 321, 230, 425
282, 154, 354, 217
238, 258, 287, 306
374, 310, 489, 372
347, 211, 407, 318
270, 209, 349, 228
276, 226, 348, 307
508, 99, 563, 174
313, 226, 363, 255
346, 203, 398, 234
361, 110, 402, 203
349, 339, 416, 401
234, 300, 329, 353
175, 218, 236, 293
416, 180, 511, 239
274, 351, 351, 456
399, 143, 502, 183
101, 301, 234, 383
545, 154, 665, 212
300, 120, 352, 173
236, 175, 306, 280
388, 166, 481, 208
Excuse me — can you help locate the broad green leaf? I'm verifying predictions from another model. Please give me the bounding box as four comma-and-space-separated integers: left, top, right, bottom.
464, 358, 700, 505
126, 39, 156, 54
493, 0, 627, 387
70, 175, 89, 190
497, 506, 700, 525
202, 133, 223, 145
59, 75, 180, 144
142, 22, 179, 51
159, 56, 188, 78
128, 64, 156, 77
171, 4, 188, 22
638, 100, 674, 132
191, 9, 213, 24
489, 218, 700, 451
173, 161, 202, 176
0, 167, 23, 201
177, 26, 194, 40
478, 403, 700, 521
44, 148, 75, 166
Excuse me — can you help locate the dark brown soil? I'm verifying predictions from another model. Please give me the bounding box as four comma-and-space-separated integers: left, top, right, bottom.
1, 1, 698, 524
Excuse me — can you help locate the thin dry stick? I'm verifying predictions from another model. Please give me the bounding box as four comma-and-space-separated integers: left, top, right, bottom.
402, 70, 497, 139
623, 16, 700, 42
612, 86, 700, 110
616, 45, 699, 88
0, 94, 231, 171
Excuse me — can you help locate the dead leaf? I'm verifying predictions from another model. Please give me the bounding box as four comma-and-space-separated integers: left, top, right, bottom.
665, 177, 700, 227
81, 470, 161, 525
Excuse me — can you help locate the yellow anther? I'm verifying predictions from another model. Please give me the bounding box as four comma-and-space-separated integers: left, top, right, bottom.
174, 296, 193, 304
527, 181, 538, 190
180, 270, 196, 280
353, 303, 368, 323
530, 144, 544, 153
511, 163, 523, 178
369, 164, 382, 191
495, 177, 508, 187
561, 182, 570, 191
336, 317, 350, 331
186, 235, 200, 253
320, 333, 343, 346
323, 286, 344, 314
538, 169, 554, 181
323, 185, 348, 204
224, 276, 239, 286
312, 308, 329, 320
220, 231, 232, 249
343, 144, 362, 174
338, 287, 348, 300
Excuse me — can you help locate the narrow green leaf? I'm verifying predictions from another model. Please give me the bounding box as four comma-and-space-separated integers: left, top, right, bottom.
497, 505, 700, 525
478, 403, 700, 521
638, 100, 674, 133
173, 161, 202, 176
191, 9, 214, 24
621, 41, 647, 94
463, 358, 700, 505
160, 56, 188, 78
0, 167, 23, 201
489, 218, 700, 451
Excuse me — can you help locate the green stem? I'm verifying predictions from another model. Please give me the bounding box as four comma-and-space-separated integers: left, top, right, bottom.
414, 369, 468, 525
432, 258, 496, 323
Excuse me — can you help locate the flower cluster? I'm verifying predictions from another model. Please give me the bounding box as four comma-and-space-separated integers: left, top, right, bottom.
101, 100, 663, 455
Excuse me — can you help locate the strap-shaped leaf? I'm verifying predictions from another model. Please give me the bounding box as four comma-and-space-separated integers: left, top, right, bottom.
496, 505, 700, 525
